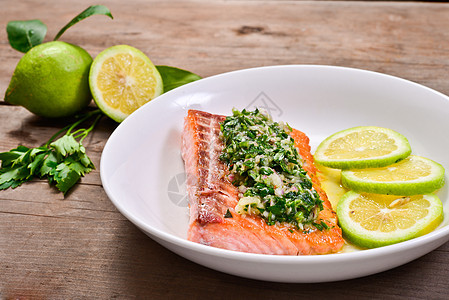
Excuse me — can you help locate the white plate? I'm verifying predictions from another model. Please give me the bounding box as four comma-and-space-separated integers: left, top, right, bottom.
100, 65, 449, 283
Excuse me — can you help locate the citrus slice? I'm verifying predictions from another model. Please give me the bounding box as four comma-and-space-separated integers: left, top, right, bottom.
337, 191, 444, 248
89, 45, 163, 122
341, 155, 445, 196
314, 126, 411, 169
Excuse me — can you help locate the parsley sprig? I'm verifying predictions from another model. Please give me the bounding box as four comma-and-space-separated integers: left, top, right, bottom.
0, 109, 102, 194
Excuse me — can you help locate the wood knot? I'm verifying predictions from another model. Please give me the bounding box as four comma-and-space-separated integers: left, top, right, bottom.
236, 25, 265, 35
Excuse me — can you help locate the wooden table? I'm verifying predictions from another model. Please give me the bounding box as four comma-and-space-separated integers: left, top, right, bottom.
1, 0, 449, 298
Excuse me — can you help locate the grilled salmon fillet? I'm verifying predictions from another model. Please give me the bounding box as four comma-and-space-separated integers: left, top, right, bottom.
181, 109, 344, 255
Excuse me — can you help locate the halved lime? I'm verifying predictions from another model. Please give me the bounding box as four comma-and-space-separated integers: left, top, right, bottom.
337, 191, 443, 248
341, 155, 445, 196
314, 126, 411, 169
89, 45, 163, 122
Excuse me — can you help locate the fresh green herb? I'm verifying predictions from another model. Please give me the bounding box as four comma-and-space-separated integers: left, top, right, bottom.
54, 5, 113, 41
156, 65, 202, 92
6, 20, 47, 53
7, 5, 113, 53
312, 221, 330, 231
219, 108, 324, 229
0, 110, 102, 194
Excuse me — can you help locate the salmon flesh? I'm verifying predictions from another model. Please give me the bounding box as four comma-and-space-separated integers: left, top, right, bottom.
181, 109, 344, 255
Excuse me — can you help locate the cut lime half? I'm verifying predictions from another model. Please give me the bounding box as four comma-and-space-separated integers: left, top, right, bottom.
314, 126, 411, 169
337, 191, 444, 248
89, 45, 163, 122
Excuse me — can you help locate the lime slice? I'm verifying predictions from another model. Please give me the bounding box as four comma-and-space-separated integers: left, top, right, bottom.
341, 155, 445, 196
314, 126, 411, 169
337, 191, 444, 248
89, 45, 163, 122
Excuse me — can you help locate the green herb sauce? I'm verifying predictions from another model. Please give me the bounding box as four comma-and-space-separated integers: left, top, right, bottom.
219, 108, 324, 229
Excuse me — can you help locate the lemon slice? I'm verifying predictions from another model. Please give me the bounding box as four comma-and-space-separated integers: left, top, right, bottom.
314, 126, 411, 169
89, 45, 163, 122
337, 191, 444, 248
341, 155, 445, 196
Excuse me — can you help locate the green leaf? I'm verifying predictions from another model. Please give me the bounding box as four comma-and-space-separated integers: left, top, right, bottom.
46, 151, 93, 194
77, 152, 95, 168
44, 132, 94, 194
0, 146, 48, 190
68, 159, 92, 176
28, 152, 48, 175
0, 166, 23, 183
7, 20, 47, 52
51, 161, 82, 194
0, 178, 24, 190
55, 170, 81, 194
0, 165, 32, 189
12, 147, 48, 168
40, 151, 58, 177
11, 149, 32, 168
54, 162, 73, 180
50, 135, 81, 157
0, 146, 30, 167
6, 145, 30, 154
54, 5, 113, 41
156, 66, 201, 93
30, 147, 48, 156
58, 156, 92, 176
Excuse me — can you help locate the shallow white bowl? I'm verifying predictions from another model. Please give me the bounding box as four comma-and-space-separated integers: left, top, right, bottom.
100, 65, 449, 283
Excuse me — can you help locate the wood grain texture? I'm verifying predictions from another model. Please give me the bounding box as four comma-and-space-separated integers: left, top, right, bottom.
1, 0, 449, 298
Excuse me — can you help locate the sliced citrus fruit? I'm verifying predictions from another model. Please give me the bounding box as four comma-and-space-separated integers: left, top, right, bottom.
341, 155, 445, 196
314, 126, 411, 169
337, 191, 444, 248
89, 45, 163, 122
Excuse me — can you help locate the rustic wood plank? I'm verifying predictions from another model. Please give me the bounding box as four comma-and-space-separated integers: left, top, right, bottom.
1, 0, 449, 298
2, 1, 449, 96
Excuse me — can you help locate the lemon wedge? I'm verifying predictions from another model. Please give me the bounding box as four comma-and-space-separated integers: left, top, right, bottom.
314, 126, 411, 169
89, 45, 163, 122
337, 191, 444, 248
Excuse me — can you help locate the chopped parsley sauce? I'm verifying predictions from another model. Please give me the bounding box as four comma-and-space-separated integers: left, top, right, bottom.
219, 108, 324, 229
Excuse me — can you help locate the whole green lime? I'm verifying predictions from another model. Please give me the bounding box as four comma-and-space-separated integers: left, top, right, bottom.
5, 41, 93, 118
